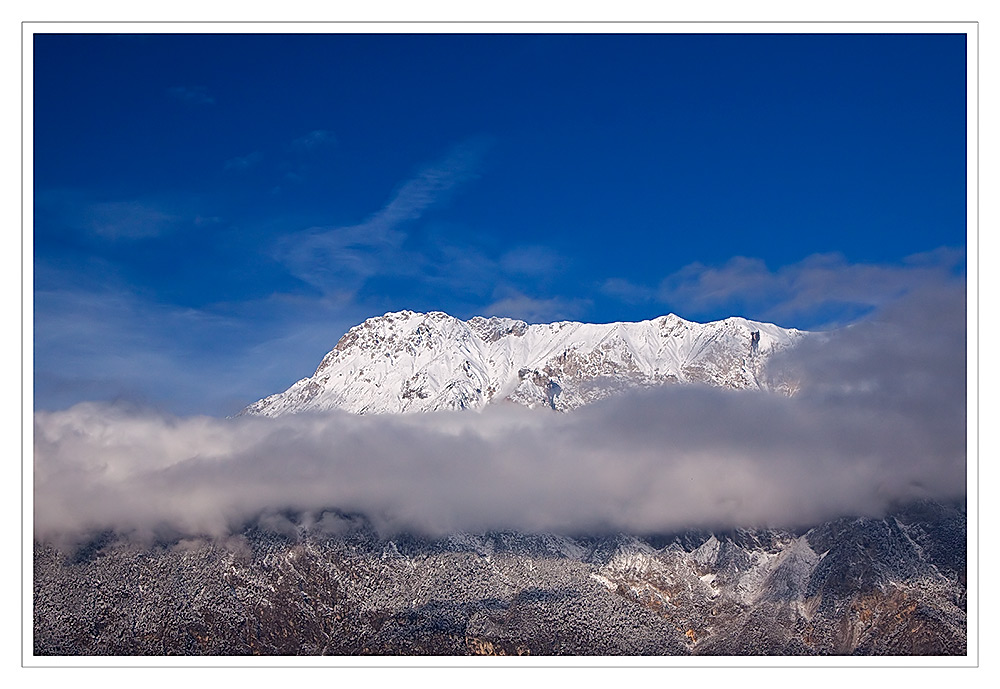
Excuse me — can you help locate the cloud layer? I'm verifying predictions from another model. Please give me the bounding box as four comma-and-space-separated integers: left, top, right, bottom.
33, 283, 967, 542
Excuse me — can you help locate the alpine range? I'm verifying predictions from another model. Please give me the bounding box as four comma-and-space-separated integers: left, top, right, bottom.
241, 310, 805, 416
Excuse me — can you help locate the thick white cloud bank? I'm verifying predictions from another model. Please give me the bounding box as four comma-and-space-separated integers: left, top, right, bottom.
33, 284, 967, 542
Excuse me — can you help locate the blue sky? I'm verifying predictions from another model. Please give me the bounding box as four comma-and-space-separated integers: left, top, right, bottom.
32, 32, 968, 416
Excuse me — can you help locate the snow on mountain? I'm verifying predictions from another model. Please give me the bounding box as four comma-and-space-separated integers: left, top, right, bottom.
240, 310, 806, 417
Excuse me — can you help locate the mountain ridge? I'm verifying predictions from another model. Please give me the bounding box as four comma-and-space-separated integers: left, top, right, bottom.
241, 310, 807, 417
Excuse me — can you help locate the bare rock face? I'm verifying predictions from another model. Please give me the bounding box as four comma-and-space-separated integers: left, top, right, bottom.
241, 311, 806, 417
33, 501, 965, 656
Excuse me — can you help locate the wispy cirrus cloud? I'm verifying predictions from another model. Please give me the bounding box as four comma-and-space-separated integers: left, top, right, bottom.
291, 129, 336, 151
278, 140, 487, 295
499, 246, 562, 278
167, 85, 215, 105
484, 287, 589, 323
84, 200, 180, 240
246, 131, 337, 192
34, 281, 235, 412
599, 277, 656, 305
37, 192, 211, 241
32, 262, 367, 417
224, 151, 263, 171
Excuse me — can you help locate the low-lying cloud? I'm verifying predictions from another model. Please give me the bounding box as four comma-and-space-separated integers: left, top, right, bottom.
33, 283, 967, 542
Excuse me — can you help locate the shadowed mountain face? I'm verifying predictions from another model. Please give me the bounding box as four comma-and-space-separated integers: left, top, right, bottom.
34, 501, 965, 656
240, 310, 805, 416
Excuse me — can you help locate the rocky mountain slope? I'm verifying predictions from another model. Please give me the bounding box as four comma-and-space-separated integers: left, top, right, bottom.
34, 501, 965, 656
241, 310, 805, 416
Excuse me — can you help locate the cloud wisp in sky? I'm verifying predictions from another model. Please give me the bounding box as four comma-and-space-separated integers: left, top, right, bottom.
224, 151, 263, 172
33, 282, 966, 543
84, 200, 180, 240
602, 248, 965, 328
291, 129, 337, 151
167, 85, 215, 105
32, 272, 371, 418
483, 287, 589, 324
36, 190, 214, 243
279, 141, 486, 296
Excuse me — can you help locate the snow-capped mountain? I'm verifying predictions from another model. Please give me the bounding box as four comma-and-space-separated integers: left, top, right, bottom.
241, 310, 806, 417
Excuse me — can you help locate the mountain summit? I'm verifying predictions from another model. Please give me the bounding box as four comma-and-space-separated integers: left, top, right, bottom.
241, 310, 806, 417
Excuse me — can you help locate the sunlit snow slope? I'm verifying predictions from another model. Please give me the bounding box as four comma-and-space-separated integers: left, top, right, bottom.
241, 311, 806, 416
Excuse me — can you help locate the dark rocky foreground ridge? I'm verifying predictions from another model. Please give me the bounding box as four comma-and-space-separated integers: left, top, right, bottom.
33, 501, 966, 656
